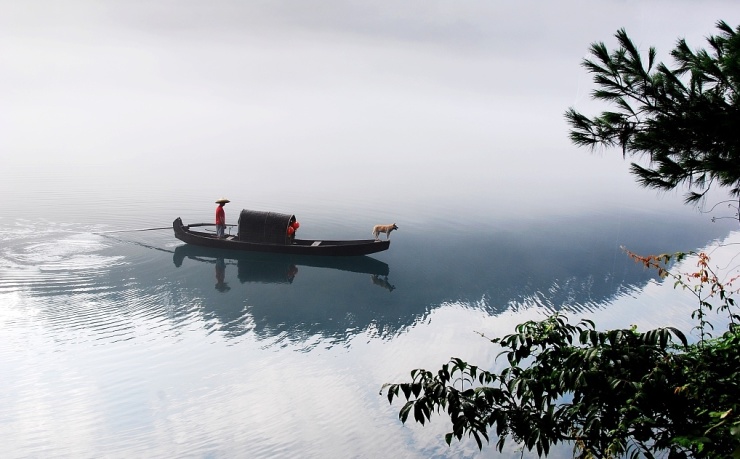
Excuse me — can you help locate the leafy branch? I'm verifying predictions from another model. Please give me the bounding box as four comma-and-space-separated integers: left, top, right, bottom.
624, 249, 740, 343
566, 20, 740, 211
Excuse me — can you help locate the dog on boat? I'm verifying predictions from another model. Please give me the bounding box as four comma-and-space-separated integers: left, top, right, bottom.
372, 223, 398, 241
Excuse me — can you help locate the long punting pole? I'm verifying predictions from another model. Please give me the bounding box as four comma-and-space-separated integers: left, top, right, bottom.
94, 223, 235, 234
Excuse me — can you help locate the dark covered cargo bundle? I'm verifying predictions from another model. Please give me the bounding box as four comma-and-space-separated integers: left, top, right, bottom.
237, 209, 295, 244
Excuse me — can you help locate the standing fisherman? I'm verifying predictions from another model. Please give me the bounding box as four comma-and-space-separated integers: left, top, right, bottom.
215, 198, 230, 238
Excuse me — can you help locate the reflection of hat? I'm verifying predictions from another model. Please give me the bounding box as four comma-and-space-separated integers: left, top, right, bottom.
215, 198, 230, 204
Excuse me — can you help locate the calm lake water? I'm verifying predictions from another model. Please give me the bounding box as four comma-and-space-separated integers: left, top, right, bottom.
1, 177, 738, 458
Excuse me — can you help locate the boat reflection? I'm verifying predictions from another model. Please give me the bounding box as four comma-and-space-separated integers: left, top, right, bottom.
173, 244, 390, 286
170, 244, 400, 343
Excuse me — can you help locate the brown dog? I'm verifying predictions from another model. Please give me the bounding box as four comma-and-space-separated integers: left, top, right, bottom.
372, 223, 398, 241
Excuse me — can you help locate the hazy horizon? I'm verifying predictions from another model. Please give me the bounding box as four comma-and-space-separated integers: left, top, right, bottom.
3, 1, 739, 220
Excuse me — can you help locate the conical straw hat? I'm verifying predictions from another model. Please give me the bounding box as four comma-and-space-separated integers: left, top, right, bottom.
215, 198, 230, 204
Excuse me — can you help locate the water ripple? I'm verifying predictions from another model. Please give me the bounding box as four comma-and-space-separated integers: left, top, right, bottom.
0, 228, 125, 294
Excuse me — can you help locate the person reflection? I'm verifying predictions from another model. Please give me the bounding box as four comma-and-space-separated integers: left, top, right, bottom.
215, 257, 231, 292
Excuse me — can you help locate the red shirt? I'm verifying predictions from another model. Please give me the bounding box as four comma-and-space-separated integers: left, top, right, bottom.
215, 205, 225, 225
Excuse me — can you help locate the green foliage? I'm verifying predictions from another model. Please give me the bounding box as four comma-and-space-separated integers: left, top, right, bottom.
670, 327, 740, 458
382, 252, 740, 457
565, 21, 740, 207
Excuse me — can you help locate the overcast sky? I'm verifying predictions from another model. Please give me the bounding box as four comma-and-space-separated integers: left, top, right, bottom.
2, 1, 739, 215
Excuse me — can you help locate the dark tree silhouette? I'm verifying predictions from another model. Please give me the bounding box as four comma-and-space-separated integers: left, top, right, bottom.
565, 21, 740, 211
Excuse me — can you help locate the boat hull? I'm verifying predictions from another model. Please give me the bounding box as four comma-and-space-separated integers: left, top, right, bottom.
173, 218, 390, 256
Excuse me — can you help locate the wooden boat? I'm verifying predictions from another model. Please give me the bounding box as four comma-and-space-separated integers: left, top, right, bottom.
173, 209, 390, 256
